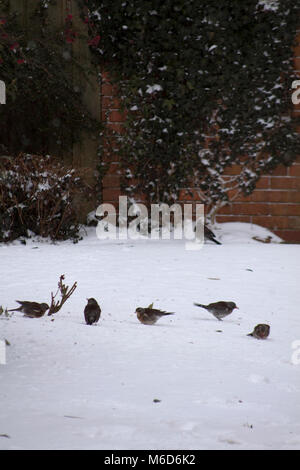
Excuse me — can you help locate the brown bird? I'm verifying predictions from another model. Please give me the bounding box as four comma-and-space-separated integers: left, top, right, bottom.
135, 304, 174, 325
194, 301, 238, 320
84, 298, 101, 325
8, 301, 49, 318
247, 324, 270, 339
194, 222, 221, 245
204, 225, 222, 245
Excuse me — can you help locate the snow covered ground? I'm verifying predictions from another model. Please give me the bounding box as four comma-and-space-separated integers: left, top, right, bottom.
0, 223, 300, 450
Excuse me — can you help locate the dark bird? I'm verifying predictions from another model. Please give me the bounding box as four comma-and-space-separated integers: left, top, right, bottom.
194, 301, 238, 320
8, 301, 49, 318
204, 225, 221, 245
135, 304, 174, 325
194, 221, 221, 245
247, 324, 270, 339
84, 298, 101, 325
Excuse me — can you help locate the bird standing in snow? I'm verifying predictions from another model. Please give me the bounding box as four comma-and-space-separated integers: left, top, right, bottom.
194, 221, 221, 245
84, 298, 101, 325
204, 225, 222, 245
193, 301, 238, 321
247, 324, 270, 339
135, 304, 174, 325
8, 301, 49, 318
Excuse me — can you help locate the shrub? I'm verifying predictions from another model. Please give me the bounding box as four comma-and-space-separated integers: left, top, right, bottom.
0, 153, 91, 242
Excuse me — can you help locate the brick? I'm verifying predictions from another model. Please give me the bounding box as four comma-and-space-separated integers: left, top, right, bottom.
102, 96, 121, 109
269, 165, 288, 176
216, 215, 252, 224
240, 191, 268, 202
101, 83, 114, 96
294, 57, 300, 71
247, 191, 300, 203
270, 204, 300, 216
252, 216, 289, 229
291, 110, 300, 118
290, 164, 300, 177
288, 216, 300, 229
102, 174, 120, 189
108, 110, 127, 122
102, 188, 122, 202
230, 203, 270, 215
274, 230, 300, 243
256, 177, 270, 189
270, 177, 300, 189
102, 110, 126, 122
223, 165, 242, 176
106, 163, 121, 175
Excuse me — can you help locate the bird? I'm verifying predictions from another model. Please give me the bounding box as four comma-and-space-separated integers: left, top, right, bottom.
135, 303, 174, 325
8, 301, 49, 318
194, 221, 221, 245
84, 298, 101, 325
247, 324, 270, 339
194, 301, 238, 320
204, 225, 221, 245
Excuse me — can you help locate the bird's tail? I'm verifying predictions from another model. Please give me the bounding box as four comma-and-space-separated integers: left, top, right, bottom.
212, 238, 222, 245
162, 312, 174, 316
193, 303, 207, 309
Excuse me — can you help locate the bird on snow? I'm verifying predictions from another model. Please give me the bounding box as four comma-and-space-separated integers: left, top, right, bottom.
193, 301, 238, 321
8, 301, 49, 318
135, 303, 174, 325
247, 324, 270, 339
204, 225, 222, 245
194, 221, 221, 245
84, 298, 101, 325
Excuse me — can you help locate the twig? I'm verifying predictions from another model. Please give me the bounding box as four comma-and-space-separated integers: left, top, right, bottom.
48, 274, 77, 316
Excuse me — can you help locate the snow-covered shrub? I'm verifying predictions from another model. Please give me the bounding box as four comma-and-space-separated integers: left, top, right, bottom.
0, 154, 91, 242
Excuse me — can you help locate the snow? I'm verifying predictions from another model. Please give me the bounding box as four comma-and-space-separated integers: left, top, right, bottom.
146, 84, 163, 94
0, 223, 300, 450
257, 0, 279, 12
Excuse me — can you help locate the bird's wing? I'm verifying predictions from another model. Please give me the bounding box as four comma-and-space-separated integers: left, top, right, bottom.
204, 225, 216, 239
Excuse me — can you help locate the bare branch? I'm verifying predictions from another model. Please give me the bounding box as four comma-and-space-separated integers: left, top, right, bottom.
48, 275, 77, 316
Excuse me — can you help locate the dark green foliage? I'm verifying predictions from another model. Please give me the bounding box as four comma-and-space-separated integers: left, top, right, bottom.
80, 0, 300, 212
0, 0, 98, 156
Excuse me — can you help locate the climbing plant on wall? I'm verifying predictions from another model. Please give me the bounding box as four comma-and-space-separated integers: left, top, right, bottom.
78, 0, 300, 215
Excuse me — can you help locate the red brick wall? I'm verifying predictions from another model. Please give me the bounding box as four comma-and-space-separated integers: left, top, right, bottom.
100, 31, 300, 243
